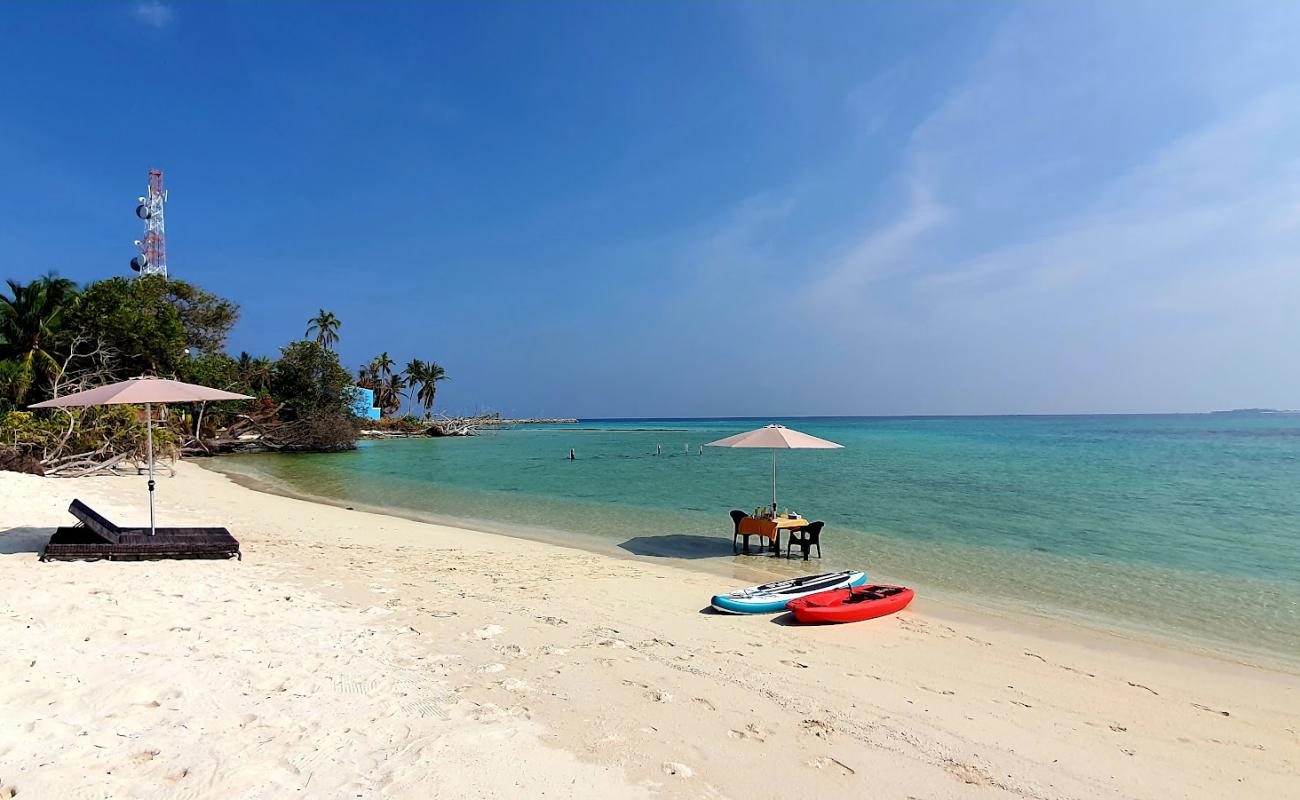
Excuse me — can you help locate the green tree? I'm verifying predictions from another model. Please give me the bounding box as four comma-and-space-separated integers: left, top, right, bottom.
356, 360, 377, 389
269, 340, 357, 451
402, 359, 426, 416
373, 351, 395, 383
65, 276, 238, 380
0, 273, 79, 404
305, 309, 341, 351
378, 372, 406, 417
237, 352, 273, 394
0, 360, 28, 412
413, 361, 448, 416
270, 340, 353, 421
167, 279, 240, 354
180, 352, 242, 392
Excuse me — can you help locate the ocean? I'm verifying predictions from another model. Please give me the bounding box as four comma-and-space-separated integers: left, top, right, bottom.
208, 414, 1300, 664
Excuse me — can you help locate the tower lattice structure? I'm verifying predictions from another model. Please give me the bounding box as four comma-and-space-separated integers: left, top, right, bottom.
130, 169, 168, 277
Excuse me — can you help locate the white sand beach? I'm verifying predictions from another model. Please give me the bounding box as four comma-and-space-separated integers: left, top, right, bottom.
1, 463, 1296, 799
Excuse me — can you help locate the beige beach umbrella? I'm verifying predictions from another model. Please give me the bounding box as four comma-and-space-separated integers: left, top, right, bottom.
30, 377, 252, 535
705, 424, 843, 517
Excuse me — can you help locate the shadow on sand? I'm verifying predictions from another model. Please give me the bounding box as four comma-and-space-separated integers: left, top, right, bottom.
0, 527, 54, 556
618, 533, 755, 560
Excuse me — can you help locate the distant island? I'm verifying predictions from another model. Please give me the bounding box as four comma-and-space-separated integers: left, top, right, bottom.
1208, 408, 1299, 415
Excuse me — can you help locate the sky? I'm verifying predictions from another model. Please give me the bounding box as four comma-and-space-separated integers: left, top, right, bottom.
3, 1, 1299, 417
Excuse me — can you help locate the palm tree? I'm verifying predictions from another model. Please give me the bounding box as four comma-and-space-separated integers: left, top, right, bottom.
305, 309, 341, 351
0, 273, 78, 403
373, 352, 395, 383
237, 352, 273, 394
414, 361, 448, 416
378, 372, 406, 417
402, 359, 426, 416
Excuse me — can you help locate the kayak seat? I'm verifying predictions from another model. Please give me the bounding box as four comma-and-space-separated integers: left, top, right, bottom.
785, 520, 824, 560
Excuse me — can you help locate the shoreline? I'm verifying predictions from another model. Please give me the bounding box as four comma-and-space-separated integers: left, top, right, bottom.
3, 463, 1297, 798
202, 457, 1300, 674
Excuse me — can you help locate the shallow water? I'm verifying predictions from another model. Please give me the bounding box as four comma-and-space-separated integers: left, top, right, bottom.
210, 414, 1300, 663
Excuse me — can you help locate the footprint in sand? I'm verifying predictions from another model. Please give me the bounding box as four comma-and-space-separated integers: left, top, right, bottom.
661, 762, 694, 778
164, 767, 190, 785
500, 677, 531, 693
403, 699, 449, 720
727, 723, 770, 742
801, 719, 836, 738
331, 675, 380, 695
806, 756, 855, 775
692, 698, 717, 712
781, 659, 810, 669
943, 759, 993, 786
473, 624, 505, 640
476, 663, 507, 674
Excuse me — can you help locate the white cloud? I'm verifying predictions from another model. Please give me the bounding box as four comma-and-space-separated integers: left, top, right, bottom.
132, 1, 175, 29
803, 178, 948, 303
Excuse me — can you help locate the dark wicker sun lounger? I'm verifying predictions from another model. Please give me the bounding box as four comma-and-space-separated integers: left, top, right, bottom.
40, 499, 241, 562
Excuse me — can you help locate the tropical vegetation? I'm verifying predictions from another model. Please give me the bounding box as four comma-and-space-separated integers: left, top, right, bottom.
0, 274, 450, 474
357, 355, 449, 419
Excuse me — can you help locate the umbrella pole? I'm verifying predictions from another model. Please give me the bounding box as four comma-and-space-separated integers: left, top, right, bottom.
771, 448, 777, 517
146, 402, 155, 536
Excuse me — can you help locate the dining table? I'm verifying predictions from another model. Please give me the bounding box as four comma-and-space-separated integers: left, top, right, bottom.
736, 514, 809, 553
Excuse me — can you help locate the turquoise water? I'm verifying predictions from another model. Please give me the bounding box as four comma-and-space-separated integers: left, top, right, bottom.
210, 415, 1300, 663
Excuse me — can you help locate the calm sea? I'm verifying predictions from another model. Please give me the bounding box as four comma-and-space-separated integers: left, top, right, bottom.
209, 415, 1300, 664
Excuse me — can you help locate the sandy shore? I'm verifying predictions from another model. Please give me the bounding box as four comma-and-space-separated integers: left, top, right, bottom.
1, 463, 1296, 799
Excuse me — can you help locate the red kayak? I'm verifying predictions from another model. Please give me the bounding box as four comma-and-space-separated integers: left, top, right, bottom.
786, 584, 914, 624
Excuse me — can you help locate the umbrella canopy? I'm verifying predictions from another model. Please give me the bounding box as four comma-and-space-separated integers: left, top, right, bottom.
706, 424, 843, 517
706, 424, 843, 450
30, 377, 253, 534
29, 376, 251, 407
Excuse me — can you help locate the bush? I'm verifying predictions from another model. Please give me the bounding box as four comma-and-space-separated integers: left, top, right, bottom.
301, 411, 359, 452
268, 341, 356, 452
0, 406, 176, 468
270, 340, 353, 421
362, 415, 428, 433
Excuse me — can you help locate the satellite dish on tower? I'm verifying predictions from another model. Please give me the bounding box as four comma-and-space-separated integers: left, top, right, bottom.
130, 255, 149, 272
136, 204, 152, 220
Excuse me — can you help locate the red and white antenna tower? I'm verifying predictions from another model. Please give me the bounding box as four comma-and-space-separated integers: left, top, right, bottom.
130, 169, 168, 277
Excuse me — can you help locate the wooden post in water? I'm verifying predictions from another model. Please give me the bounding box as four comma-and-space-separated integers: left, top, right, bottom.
569, 448, 576, 461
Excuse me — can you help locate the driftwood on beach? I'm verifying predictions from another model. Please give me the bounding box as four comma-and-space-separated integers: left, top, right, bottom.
1, 405, 576, 477
369, 414, 578, 438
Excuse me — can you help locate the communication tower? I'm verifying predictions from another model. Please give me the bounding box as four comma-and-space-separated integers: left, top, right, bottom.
130, 169, 168, 277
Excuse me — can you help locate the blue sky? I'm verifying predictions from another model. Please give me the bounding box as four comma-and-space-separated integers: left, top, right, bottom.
3, 2, 1299, 417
